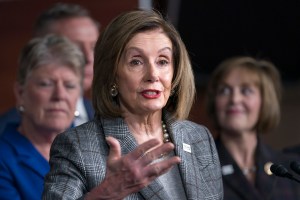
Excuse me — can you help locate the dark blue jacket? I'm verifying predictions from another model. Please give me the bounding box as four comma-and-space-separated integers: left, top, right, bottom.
0, 123, 49, 200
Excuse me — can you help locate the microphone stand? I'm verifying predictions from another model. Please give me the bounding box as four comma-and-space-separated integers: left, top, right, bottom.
290, 161, 300, 176
270, 163, 300, 183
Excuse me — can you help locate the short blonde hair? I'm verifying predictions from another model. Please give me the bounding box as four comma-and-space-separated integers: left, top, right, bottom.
92, 9, 195, 120
206, 56, 282, 134
18, 34, 84, 87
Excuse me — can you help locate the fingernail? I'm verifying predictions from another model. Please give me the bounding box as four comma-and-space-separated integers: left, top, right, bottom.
105, 137, 111, 146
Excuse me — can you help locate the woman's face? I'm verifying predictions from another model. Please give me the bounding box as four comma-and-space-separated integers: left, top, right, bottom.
16, 64, 81, 132
116, 29, 173, 116
215, 68, 261, 134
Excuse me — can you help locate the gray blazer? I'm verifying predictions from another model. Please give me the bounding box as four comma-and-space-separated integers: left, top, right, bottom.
43, 113, 223, 200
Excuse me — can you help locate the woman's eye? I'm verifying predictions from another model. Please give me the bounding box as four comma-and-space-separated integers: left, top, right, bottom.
217, 86, 230, 96
129, 59, 143, 66
158, 59, 169, 66
241, 87, 253, 95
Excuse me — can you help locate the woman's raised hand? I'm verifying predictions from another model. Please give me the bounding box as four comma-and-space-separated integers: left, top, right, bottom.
86, 136, 180, 200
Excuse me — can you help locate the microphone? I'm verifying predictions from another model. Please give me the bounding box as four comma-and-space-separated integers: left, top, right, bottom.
290, 161, 300, 175
270, 163, 300, 183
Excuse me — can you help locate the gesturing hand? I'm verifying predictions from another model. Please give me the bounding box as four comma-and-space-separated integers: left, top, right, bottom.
86, 136, 181, 200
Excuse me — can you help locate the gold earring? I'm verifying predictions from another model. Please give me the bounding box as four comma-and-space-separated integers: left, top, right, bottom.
110, 84, 118, 97
170, 89, 175, 96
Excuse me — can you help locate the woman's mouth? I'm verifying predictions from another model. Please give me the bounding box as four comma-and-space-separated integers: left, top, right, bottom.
141, 90, 161, 99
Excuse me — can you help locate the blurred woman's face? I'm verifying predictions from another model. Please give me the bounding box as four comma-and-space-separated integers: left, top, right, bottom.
16, 64, 81, 132
215, 68, 261, 134
116, 28, 173, 116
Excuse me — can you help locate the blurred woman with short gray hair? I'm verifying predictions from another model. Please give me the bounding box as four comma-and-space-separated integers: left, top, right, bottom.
0, 34, 84, 200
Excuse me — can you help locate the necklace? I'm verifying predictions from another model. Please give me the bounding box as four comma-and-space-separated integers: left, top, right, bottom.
162, 121, 170, 143
242, 166, 256, 175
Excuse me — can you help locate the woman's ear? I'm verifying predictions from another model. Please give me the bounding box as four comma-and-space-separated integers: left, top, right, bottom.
14, 82, 24, 107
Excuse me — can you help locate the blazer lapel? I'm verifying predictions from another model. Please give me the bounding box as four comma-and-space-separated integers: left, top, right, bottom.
101, 117, 137, 154
172, 131, 193, 198
101, 118, 170, 199
170, 120, 203, 199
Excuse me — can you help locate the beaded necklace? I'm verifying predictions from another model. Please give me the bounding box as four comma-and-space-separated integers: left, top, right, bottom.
162, 121, 170, 143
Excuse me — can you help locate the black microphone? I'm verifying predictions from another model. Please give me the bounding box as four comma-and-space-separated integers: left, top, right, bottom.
270, 163, 300, 183
290, 161, 300, 175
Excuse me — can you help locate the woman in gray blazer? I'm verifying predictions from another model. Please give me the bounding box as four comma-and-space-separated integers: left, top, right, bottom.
43, 9, 223, 200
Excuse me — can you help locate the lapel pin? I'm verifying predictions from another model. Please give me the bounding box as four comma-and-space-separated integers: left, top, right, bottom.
222, 165, 234, 175
183, 143, 191, 153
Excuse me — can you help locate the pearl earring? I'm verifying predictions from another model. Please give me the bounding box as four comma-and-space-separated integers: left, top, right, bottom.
18, 105, 24, 113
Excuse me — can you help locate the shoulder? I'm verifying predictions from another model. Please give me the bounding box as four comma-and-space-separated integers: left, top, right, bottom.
164, 111, 211, 136
175, 120, 208, 129
0, 126, 30, 165
173, 120, 212, 138
48, 119, 108, 178
283, 144, 300, 155
259, 141, 300, 166
0, 108, 19, 120
59, 120, 100, 137
0, 124, 22, 151
171, 120, 217, 155
0, 108, 20, 134
52, 119, 105, 152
